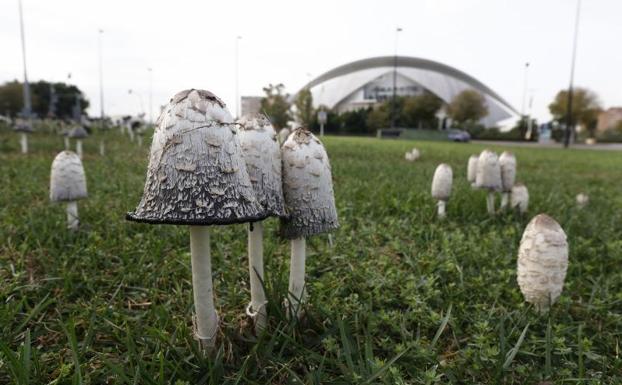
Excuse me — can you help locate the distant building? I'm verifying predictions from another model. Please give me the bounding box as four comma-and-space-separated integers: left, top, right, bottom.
241, 96, 262, 117
597, 107, 622, 131
293, 56, 519, 128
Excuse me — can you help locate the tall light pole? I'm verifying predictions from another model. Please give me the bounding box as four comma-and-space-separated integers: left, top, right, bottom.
520, 62, 530, 116
148, 67, 153, 125
391, 27, 402, 129
98, 29, 105, 122
564, 0, 582, 148
18, 0, 32, 122
235, 35, 242, 118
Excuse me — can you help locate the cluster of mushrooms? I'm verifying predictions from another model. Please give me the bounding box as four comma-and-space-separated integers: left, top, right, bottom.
124, 89, 338, 349
428, 149, 569, 313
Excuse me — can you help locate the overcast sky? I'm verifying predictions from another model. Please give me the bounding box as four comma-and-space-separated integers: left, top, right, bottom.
1, 0, 620, 122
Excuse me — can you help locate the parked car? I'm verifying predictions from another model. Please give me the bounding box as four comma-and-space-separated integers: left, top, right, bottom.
448, 129, 471, 142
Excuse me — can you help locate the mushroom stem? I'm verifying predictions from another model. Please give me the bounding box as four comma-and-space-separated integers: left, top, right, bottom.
500, 193, 509, 210
247, 222, 267, 333
76, 139, 83, 159
99, 140, 105, 156
189, 226, 218, 350
437, 200, 446, 219
64, 137, 69, 150
486, 191, 495, 215
288, 237, 306, 319
66, 201, 79, 231
20, 133, 28, 154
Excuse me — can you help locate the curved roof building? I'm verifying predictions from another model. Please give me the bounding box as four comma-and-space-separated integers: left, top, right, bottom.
299, 56, 519, 127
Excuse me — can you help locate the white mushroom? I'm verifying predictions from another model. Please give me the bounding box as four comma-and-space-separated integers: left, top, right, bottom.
278, 128, 291, 144
467, 154, 479, 187
237, 113, 286, 334
576, 193, 589, 208
281, 128, 339, 319
126, 89, 265, 350
68, 126, 89, 159
475, 149, 502, 215
431, 163, 452, 219
499, 151, 517, 209
517, 214, 568, 312
411, 148, 421, 160
50, 151, 88, 230
510, 184, 529, 214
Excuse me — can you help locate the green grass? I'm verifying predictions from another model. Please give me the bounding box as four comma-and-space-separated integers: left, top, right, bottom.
1, 130, 621, 384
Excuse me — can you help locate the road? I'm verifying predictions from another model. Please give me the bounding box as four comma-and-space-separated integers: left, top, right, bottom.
472, 140, 622, 151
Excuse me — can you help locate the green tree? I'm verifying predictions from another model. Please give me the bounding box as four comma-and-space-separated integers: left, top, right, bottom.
447, 89, 488, 125
0, 80, 88, 119
548, 87, 601, 138
260, 83, 290, 129
366, 104, 391, 130
294, 88, 314, 127
402, 93, 443, 128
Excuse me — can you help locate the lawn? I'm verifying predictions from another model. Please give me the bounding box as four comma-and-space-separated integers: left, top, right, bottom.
1, 130, 621, 384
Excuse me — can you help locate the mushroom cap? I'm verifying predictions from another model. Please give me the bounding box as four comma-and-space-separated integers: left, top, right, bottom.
68, 125, 89, 139
475, 149, 501, 191
281, 128, 339, 239
576, 193, 589, 207
467, 154, 479, 183
510, 183, 529, 213
431, 163, 453, 201
278, 128, 291, 144
499, 151, 517, 192
237, 113, 286, 218
126, 89, 266, 225
517, 214, 568, 310
50, 150, 88, 202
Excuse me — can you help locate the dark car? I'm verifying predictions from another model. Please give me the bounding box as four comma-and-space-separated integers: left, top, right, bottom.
447, 129, 471, 142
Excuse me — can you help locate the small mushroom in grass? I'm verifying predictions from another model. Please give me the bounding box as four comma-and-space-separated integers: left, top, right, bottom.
50, 151, 88, 230
278, 128, 290, 144
475, 149, 502, 215
237, 113, 286, 333
68, 125, 89, 159
517, 214, 568, 312
510, 184, 529, 213
431, 163, 452, 219
467, 154, 479, 187
499, 151, 517, 209
405, 148, 421, 162
126, 89, 265, 350
14, 119, 33, 154
576, 193, 589, 208
281, 128, 339, 319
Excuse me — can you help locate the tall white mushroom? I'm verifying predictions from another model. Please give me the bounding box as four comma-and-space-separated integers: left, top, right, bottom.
237, 113, 286, 333
50, 151, 88, 230
510, 184, 529, 213
14, 119, 33, 154
68, 125, 89, 159
475, 149, 502, 215
499, 151, 517, 209
278, 127, 290, 145
431, 163, 452, 219
576, 193, 589, 208
281, 128, 339, 319
517, 214, 568, 312
126, 89, 265, 350
467, 154, 479, 187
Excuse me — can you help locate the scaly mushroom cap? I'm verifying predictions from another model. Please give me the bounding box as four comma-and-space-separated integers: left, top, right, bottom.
50, 150, 88, 202
499, 151, 517, 192
281, 128, 339, 239
126, 89, 266, 225
475, 149, 501, 191
278, 128, 291, 144
467, 154, 479, 184
237, 113, 286, 217
68, 125, 89, 139
511, 184, 529, 213
517, 214, 568, 310
431, 163, 453, 201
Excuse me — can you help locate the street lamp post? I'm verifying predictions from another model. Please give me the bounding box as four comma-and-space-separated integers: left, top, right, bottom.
98, 29, 105, 124
18, 0, 32, 122
521, 62, 530, 116
564, 0, 582, 148
391, 27, 402, 129
235, 35, 242, 118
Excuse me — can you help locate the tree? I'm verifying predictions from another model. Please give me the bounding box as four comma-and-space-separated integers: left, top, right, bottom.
548, 87, 601, 138
260, 83, 290, 129
366, 103, 391, 130
0, 80, 88, 119
294, 88, 314, 127
402, 93, 443, 128
447, 89, 488, 125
